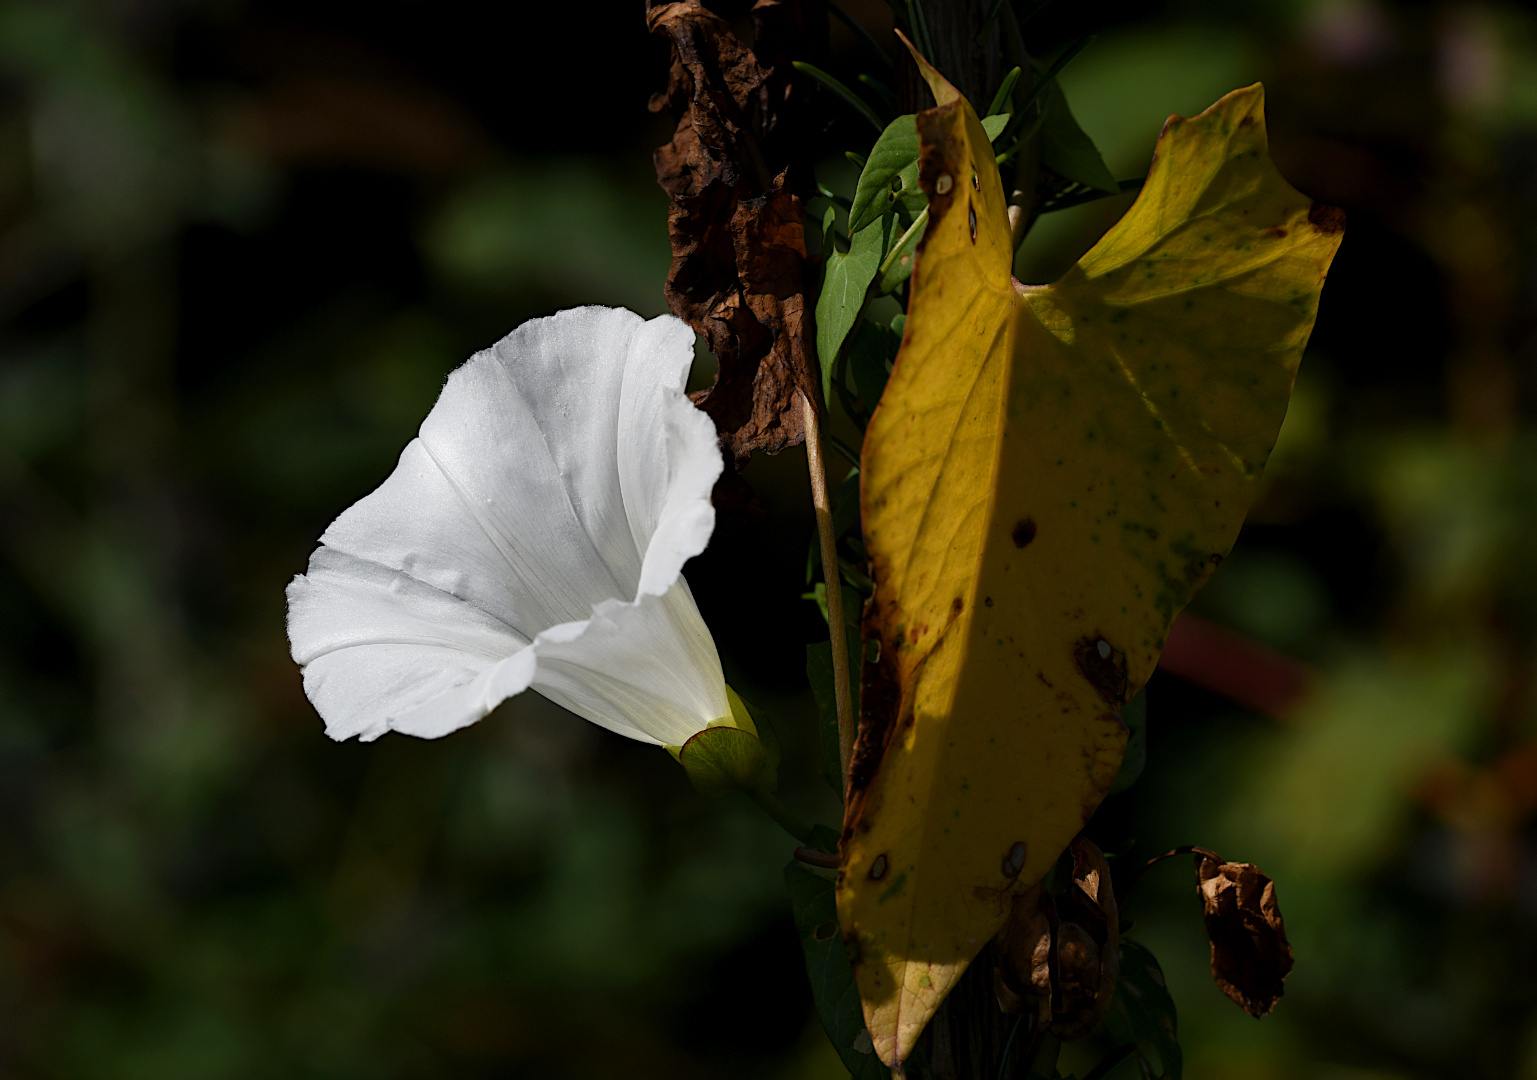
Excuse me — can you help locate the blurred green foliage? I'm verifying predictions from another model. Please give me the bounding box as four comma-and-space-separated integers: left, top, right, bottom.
4, 0, 1537, 1078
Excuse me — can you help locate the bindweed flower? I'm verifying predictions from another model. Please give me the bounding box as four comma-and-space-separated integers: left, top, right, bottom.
285, 306, 754, 760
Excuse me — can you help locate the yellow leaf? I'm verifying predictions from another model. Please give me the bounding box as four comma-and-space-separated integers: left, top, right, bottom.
839, 83, 1343, 1068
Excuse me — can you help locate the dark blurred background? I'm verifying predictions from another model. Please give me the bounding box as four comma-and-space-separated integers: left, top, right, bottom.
2, 0, 1536, 1076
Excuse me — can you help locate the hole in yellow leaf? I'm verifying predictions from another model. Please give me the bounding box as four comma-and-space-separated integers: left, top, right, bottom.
870, 854, 889, 880
935, 173, 953, 195
1073, 635, 1129, 705
1002, 841, 1027, 878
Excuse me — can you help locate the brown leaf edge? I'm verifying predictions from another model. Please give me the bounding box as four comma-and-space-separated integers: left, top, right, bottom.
842, 90, 971, 844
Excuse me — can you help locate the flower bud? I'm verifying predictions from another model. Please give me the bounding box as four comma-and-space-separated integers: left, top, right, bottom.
674, 686, 780, 797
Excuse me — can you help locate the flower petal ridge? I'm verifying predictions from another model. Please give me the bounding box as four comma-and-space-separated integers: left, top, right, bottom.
286, 306, 727, 745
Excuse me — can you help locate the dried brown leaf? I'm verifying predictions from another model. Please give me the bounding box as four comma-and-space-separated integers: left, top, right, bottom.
993, 883, 1052, 1025
993, 838, 1120, 1041
1196, 855, 1294, 1017
647, 0, 824, 466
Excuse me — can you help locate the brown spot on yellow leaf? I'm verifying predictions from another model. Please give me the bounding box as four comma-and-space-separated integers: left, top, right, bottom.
1307, 201, 1346, 234
1011, 518, 1037, 548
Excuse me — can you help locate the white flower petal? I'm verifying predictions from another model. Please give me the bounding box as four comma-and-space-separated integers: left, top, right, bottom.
531, 578, 726, 747
286, 306, 727, 744
617, 313, 724, 597
286, 547, 531, 741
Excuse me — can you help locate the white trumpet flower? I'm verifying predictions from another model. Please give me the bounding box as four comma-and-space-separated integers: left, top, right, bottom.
285, 306, 734, 747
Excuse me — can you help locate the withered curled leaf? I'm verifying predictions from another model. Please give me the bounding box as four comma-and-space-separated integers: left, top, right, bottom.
995, 838, 1120, 1041
1196, 855, 1293, 1017
647, 0, 825, 465
993, 883, 1052, 1022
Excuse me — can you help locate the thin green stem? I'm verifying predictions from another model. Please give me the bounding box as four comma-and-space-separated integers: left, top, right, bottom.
859, 73, 900, 114
817, 183, 854, 214
877, 207, 928, 282
1037, 177, 1143, 215
995, 101, 1049, 167
793, 61, 884, 133
1117, 843, 1222, 906
906, 0, 936, 62
748, 788, 814, 844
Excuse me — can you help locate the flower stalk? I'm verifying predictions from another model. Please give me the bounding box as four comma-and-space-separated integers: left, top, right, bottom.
749, 788, 815, 845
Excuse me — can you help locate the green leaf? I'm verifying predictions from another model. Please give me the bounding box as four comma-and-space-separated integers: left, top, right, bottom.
786, 843, 889, 1080
876, 208, 926, 294
849, 318, 900, 416
849, 115, 920, 233
859, 73, 900, 115
1111, 689, 1147, 794
981, 113, 1010, 142
832, 466, 862, 539
808, 628, 860, 795
985, 67, 1020, 119
1102, 940, 1182, 1080
804, 582, 829, 623
817, 221, 885, 400
1040, 83, 1117, 193
993, 33, 1096, 159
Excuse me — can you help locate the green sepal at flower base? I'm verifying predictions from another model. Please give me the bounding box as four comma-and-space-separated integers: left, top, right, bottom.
672, 686, 780, 797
